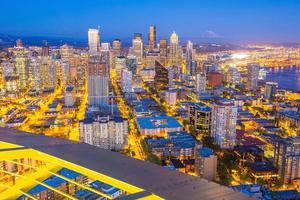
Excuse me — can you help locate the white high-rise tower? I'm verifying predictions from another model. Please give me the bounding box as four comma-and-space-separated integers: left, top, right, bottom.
211, 100, 237, 149
186, 40, 194, 75
88, 28, 100, 55
170, 31, 179, 66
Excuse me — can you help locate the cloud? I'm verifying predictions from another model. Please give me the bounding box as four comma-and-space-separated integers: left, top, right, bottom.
202, 30, 222, 38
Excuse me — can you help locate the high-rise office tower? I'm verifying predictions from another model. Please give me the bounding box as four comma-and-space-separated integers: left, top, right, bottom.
121, 68, 133, 93
41, 41, 50, 57
195, 73, 206, 94
185, 40, 194, 75
41, 57, 57, 89
14, 52, 28, 90
4, 76, 19, 98
190, 60, 197, 76
65, 86, 76, 107
188, 103, 211, 135
68, 55, 80, 84
273, 136, 300, 184
165, 89, 177, 106
112, 39, 121, 56
16, 39, 23, 48
145, 51, 160, 66
100, 42, 111, 74
113, 39, 121, 51
88, 28, 100, 55
133, 33, 142, 39
30, 57, 42, 93
132, 33, 143, 64
265, 82, 278, 100
111, 39, 122, 69
115, 56, 126, 81
154, 61, 174, 91
195, 147, 217, 181
126, 55, 137, 75
148, 25, 156, 51
170, 32, 180, 66
88, 55, 109, 107
76, 56, 87, 87
203, 62, 217, 73
60, 44, 74, 59
80, 115, 128, 150
258, 68, 267, 80
207, 72, 223, 88
226, 66, 241, 85
159, 38, 167, 65
61, 59, 71, 85
211, 100, 237, 149
246, 63, 260, 91
1, 61, 14, 77
100, 42, 111, 68
101, 42, 110, 51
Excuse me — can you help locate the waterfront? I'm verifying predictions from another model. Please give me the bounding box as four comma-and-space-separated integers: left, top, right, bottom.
266, 66, 300, 92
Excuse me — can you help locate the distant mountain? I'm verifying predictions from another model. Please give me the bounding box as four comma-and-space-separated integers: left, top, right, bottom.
0, 34, 16, 45
0, 34, 88, 48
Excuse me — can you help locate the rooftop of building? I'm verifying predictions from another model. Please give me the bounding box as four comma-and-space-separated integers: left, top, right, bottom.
273, 190, 300, 200
214, 99, 235, 106
234, 145, 264, 155
236, 130, 266, 146
279, 110, 300, 121
4, 76, 19, 81
49, 100, 59, 108
146, 131, 197, 149
246, 162, 277, 173
0, 128, 251, 200
168, 131, 197, 148
199, 147, 214, 158
66, 85, 74, 92
82, 106, 122, 121
229, 184, 272, 199
134, 104, 151, 113
253, 118, 274, 124
261, 132, 282, 140
18, 168, 82, 196
80, 115, 126, 124
189, 102, 212, 112
6, 116, 27, 124
238, 111, 255, 117
137, 115, 182, 130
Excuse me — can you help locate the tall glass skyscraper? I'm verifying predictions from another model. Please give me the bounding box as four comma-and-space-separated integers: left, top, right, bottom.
170, 31, 179, 66
88, 28, 100, 55
148, 25, 156, 51
88, 55, 109, 107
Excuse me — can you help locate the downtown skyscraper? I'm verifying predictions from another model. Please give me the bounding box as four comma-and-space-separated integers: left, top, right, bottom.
132, 33, 143, 64
159, 38, 167, 65
87, 55, 109, 107
170, 32, 180, 66
211, 100, 237, 149
148, 25, 156, 51
88, 28, 100, 55
246, 63, 260, 91
185, 40, 194, 75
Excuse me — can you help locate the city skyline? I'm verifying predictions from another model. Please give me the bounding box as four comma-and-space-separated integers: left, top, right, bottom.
0, 1, 300, 199
1, 0, 300, 43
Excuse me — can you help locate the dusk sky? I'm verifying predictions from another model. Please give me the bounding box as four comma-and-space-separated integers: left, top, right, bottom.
1, 0, 300, 43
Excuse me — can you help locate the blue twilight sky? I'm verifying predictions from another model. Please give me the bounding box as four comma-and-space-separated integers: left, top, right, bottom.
1, 0, 300, 43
